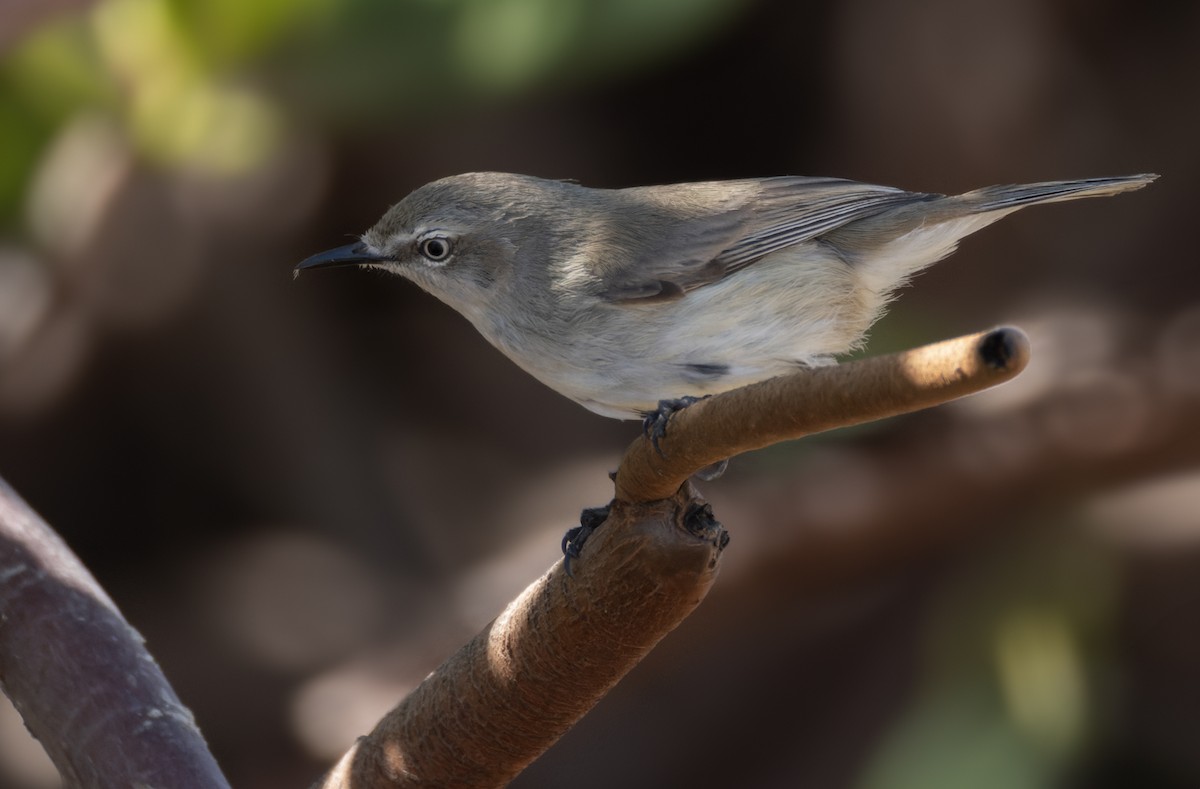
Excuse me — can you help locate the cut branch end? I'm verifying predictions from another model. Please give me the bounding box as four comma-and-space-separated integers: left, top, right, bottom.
615, 327, 1031, 503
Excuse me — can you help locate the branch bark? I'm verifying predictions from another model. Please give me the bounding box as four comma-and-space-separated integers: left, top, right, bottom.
321, 485, 725, 788
317, 326, 1029, 788
0, 477, 230, 789
616, 327, 1030, 502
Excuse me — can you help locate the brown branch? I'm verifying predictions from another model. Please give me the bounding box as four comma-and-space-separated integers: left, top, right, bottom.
0, 477, 230, 789
718, 317, 1200, 598
616, 327, 1030, 502
318, 484, 726, 788
573, 313, 1200, 781
316, 327, 1030, 788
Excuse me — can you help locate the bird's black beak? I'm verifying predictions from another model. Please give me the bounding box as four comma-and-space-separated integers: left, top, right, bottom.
294, 242, 390, 278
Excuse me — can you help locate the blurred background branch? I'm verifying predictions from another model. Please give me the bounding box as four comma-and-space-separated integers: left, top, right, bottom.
0, 0, 1193, 787
0, 476, 230, 788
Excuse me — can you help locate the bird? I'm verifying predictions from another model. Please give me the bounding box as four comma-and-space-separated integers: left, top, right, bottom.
295, 171, 1156, 422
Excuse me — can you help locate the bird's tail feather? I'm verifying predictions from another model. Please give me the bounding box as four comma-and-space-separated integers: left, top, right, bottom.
958, 173, 1158, 213
846, 173, 1157, 296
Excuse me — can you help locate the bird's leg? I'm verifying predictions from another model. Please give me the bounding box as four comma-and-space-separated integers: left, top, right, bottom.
641, 396, 708, 456
561, 505, 611, 575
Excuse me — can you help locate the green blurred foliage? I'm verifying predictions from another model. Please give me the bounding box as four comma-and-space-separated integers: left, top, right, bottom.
863, 523, 1121, 789
0, 0, 742, 231
271, 0, 739, 113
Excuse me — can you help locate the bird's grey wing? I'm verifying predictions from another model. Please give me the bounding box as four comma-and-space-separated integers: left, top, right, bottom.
598, 177, 937, 304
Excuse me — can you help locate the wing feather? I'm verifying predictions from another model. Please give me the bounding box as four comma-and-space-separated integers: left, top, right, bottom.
599, 176, 937, 304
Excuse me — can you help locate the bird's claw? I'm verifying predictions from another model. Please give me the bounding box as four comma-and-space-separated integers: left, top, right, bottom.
641, 396, 705, 456
562, 505, 611, 576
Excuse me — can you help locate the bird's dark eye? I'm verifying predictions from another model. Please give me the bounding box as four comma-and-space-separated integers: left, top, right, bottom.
418, 235, 452, 262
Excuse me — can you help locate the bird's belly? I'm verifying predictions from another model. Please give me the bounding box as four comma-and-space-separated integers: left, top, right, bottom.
479, 246, 880, 419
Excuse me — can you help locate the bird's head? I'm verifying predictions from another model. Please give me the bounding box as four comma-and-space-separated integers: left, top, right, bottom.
295, 172, 571, 320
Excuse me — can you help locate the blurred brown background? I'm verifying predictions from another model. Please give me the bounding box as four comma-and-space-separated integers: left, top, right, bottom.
0, 0, 1195, 787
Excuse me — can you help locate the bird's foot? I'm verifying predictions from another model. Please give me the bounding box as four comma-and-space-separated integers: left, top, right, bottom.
561, 505, 611, 576
641, 396, 707, 456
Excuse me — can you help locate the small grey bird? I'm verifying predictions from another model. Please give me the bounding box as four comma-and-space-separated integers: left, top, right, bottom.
296, 172, 1156, 420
